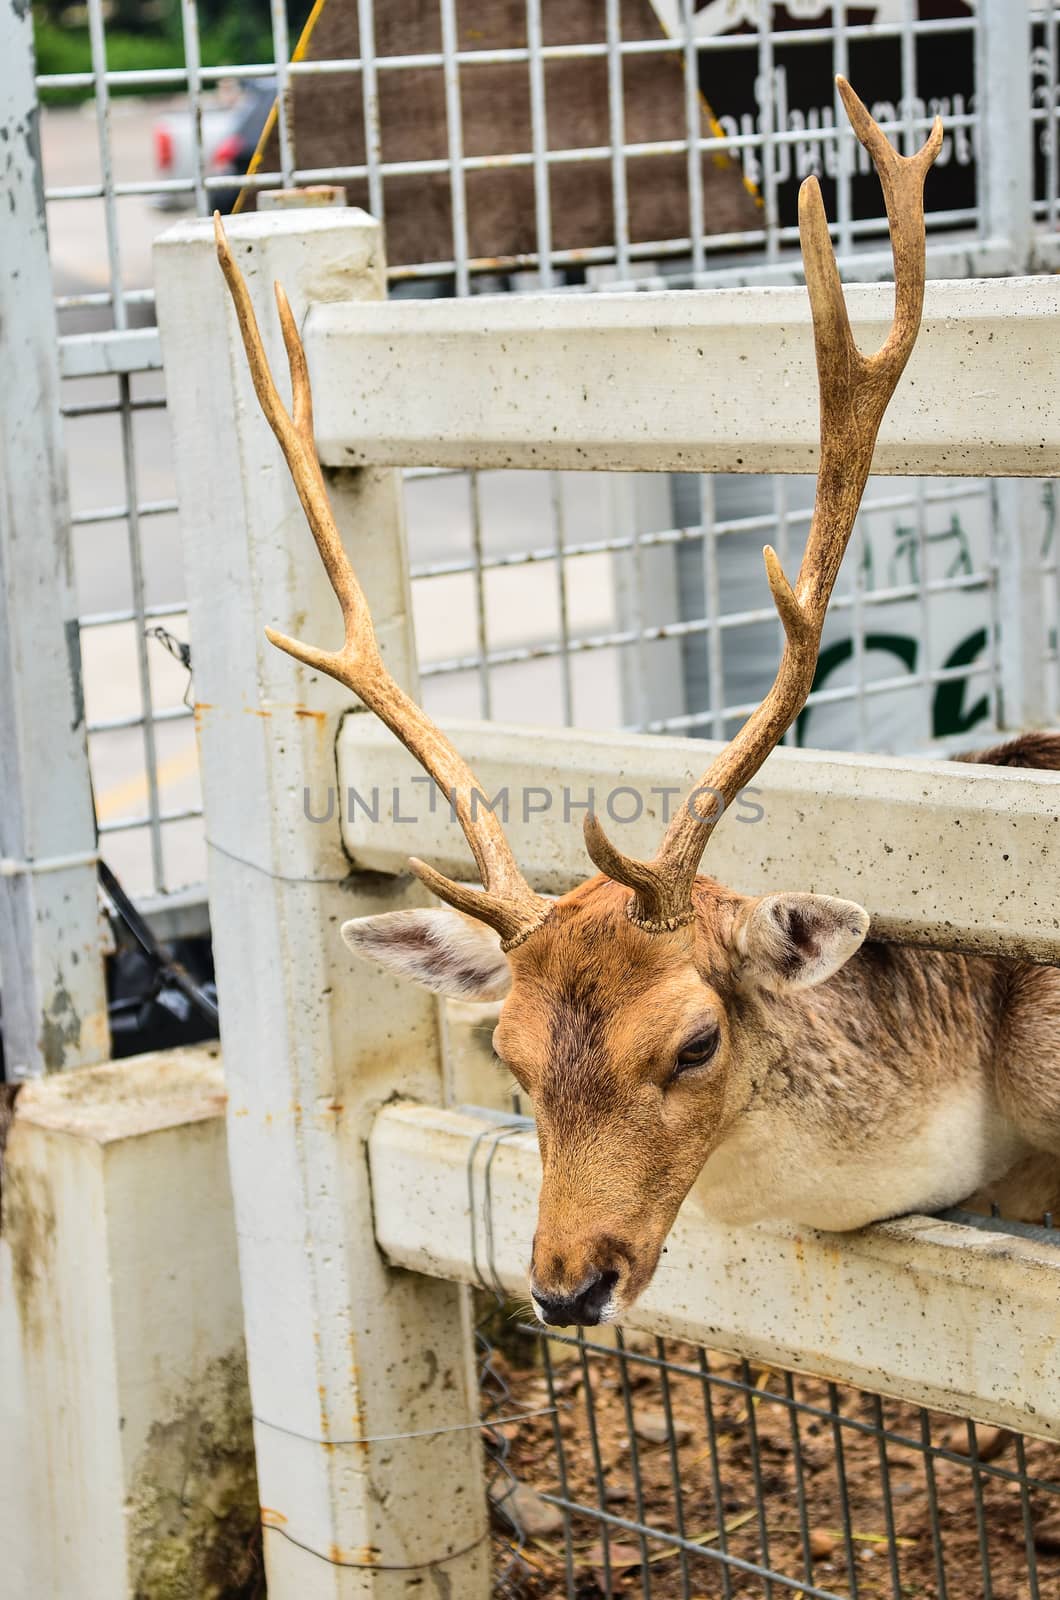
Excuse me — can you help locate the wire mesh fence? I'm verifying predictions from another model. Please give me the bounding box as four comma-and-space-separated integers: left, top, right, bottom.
484, 1317, 1060, 1600
458, 1061, 1060, 1600
27, 0, 1059, 904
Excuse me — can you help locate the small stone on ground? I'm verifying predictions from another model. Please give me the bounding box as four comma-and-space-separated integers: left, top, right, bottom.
499, 1482, 565, 1538
633, 1408, 692, 1446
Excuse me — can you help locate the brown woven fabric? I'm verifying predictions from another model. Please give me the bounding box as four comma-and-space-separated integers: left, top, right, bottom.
238, 0, 760, 265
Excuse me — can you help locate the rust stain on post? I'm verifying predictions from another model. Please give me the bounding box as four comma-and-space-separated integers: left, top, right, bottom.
2, 1138, 57, 1347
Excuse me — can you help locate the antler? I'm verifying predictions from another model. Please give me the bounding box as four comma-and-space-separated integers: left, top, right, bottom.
586, 78, 943, 932
214, 214, 550, 950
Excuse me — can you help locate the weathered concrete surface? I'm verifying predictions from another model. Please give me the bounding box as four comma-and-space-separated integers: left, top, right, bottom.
0, 1046, 257, 1599
341, 718, 1060, 963
308, 277, 1060, 476
0, 0, 109, 1077
371, 1100, 1060, 1444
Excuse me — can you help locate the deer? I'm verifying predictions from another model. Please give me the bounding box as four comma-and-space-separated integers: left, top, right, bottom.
214, 78, 1060, 1331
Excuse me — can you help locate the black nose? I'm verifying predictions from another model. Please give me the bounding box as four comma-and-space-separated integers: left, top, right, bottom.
533, 1269, 619, 1326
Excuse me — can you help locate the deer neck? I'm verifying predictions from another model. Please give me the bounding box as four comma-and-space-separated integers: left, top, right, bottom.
691, 945, 1028, 1232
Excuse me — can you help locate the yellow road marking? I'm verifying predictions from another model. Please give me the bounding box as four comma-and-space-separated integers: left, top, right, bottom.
95, 741, 200, 823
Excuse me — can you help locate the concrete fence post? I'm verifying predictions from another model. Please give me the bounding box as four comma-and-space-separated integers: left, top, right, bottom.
0, 1047, 255, 1600
154, 209, 489, 1596
0, 0, 109, 1077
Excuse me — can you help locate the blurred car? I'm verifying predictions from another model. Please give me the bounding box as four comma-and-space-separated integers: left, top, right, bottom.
153, 79, 275, 213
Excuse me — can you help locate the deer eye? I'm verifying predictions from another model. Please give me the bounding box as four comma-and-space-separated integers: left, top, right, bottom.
673, 1027, 720, 1077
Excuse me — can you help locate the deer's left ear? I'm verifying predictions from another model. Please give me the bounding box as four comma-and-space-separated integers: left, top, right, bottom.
341, 909, 512, 1001
736, 893, 870, 993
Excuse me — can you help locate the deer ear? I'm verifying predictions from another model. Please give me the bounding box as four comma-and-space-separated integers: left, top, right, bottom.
737, 893, 869, 993
340, 909, 511, 1001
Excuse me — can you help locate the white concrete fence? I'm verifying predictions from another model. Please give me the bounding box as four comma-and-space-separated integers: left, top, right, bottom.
148, 206, 1060, 1596
6, 205, 1053, 1595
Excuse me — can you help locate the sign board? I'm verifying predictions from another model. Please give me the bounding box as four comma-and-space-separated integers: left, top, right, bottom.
662, 1, 979, 235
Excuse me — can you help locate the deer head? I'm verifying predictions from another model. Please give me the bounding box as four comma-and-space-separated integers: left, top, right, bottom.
216, 78, 941, 1326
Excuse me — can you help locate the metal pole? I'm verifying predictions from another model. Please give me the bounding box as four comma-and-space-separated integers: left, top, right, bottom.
977, 0, 1034, 269
993, 479, 1049, 730
0, 0, 109, 1076
980, 0, 1049, 734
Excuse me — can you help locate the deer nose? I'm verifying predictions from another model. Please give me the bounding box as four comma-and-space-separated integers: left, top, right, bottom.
532, 1268, 619, 1326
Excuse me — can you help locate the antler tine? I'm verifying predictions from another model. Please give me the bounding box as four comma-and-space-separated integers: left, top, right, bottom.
589, 79, 941, 933
214, 214, 550, 949
214, 215, 368, 667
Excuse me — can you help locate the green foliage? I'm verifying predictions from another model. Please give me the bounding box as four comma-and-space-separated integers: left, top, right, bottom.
33, 8, 281, 105
35, 21, 182, 102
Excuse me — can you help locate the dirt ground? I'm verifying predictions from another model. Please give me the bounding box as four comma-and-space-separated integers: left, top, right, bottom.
487, 1329, 1060, 1600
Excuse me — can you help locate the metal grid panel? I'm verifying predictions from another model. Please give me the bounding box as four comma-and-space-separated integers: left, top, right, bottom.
485, 1317, 1060, 1599
454, 1102, 1060, 1600
41, 3, 993, 309
32, 0, 1057, 900
60, 367, 201, 902
405, 471, 1002, 752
